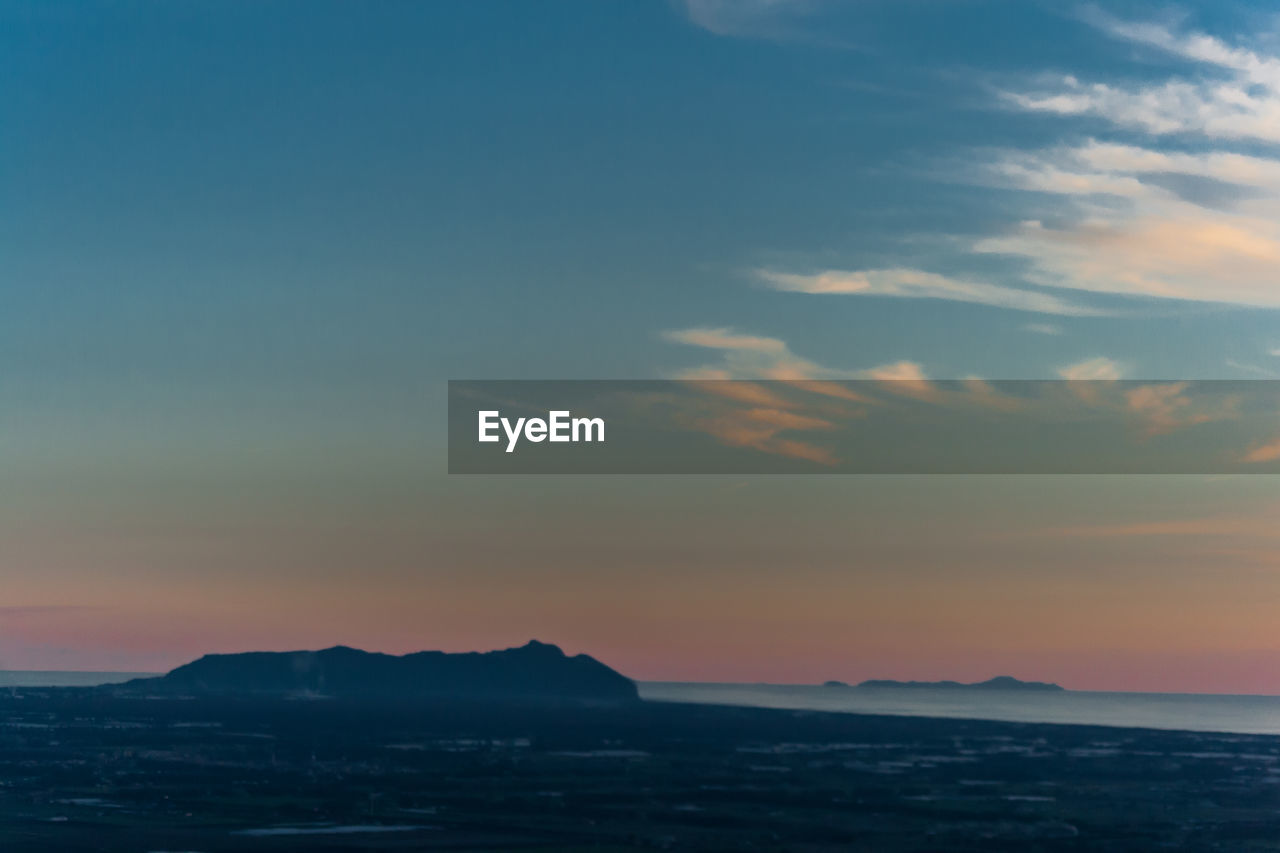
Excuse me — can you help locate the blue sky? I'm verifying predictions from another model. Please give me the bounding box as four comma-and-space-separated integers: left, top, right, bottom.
4, 1, 1280, 685
8, 0, 1280, 405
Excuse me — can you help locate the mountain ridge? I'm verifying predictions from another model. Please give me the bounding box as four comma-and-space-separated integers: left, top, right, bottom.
120, 640, 638, 703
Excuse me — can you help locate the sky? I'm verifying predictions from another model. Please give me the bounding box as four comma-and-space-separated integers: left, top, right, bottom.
3, 0, 1280, 691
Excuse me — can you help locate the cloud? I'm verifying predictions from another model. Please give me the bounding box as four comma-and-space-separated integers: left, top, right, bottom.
702, 13, 1280, 326
661, 327, 922, 463
663, 325, 926, 386
759, 268, 1106, 316
663, 327, 831, 381
1225, 359, 1278, 377
676, 0, 814, 39
969, 141, 1280, 307
662, 327, 788, 353
1000, 8, 1280, 145
857, 360, 935, 399
1243, 437, 1280, 463
1124, 381, 1223, 437
974, 212, 1280, 307
1050, 368, 1239, 436
1057, 357, 1124, 381
967, 18, 1280, 310
784, 379, 875, 403
688, 404, 840, 466
859, 360, 925, 382
686, 379, 797, 409
1023, 323, 1062, 335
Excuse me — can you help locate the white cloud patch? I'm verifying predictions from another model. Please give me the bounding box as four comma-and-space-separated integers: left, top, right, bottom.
753, 16, 1280, 314
970, 15, 1280, 310
662, 327, 788, 354
758, 268, 1106, 316
680, 14, 1280, 373
1003, 7, 1280, 144
676, 0, 812, 39
1058, 357, 1124, 381
970, 139, 1280, 307
662, 326, 924, 383
662, 327, 832, 380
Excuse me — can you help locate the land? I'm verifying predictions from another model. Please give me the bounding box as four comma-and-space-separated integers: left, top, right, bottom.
2, 688, 1277, 851
125, 640, 638, 703
856, 676, 1065, 691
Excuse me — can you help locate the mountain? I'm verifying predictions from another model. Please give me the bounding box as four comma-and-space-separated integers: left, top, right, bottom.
856, 676, 1064, 691
121, 640, 638, 703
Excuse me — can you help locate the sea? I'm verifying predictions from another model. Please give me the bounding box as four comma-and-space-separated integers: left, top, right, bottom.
639, 682, 1280, 736
4, 672, 1277, 736
0, 671, 156, 688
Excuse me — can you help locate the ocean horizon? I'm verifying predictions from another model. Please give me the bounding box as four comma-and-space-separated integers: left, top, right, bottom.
0, 671, 159, 688
640, 682, 1280, 736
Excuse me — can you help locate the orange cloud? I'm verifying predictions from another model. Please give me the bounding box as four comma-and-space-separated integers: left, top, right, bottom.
785, 379, 876, 404
1125, 381, 1225, 437
662, 327, 787, 353
741, 407, 834, 430
1243, 437, 1280, 463
686, 380, 796, 409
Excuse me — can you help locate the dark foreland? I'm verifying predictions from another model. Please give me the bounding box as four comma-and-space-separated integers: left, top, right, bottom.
2, 644, 1278, 852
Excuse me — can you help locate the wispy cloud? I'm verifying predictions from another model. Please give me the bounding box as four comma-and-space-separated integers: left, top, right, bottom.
662, 325, 924, 383
759, 268, 1106, 316
662, 327, 788, 353
1023, 323, 1063, 335
1125, 381, 1225, 437
676, 0, 814, 39
662, 327, 825, 380
1243, 436, 1280, 463
1007, 8, 1280, 143
976, 16, 1280, 310
1225, 359, 1278, 377
687, 403, 841, 465
1057, 357, 1124, 381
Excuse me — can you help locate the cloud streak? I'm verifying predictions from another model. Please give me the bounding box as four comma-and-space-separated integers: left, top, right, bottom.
972, 16, 1280, 309
663, 325, 926, 385
676, 0, 814, 40
759, 268, 1107, 316
760, 15, 1280, 315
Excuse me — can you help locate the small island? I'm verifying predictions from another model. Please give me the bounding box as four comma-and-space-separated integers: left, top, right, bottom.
856, 675, 1064, 691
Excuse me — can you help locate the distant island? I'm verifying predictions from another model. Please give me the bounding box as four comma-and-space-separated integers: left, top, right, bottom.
119, 640, 638, 704
854, 675, 1064, 691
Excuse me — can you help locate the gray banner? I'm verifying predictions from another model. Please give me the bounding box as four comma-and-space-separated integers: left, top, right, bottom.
448, 380, 1280, 474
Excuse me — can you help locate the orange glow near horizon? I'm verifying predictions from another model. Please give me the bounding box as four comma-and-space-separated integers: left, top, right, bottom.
3, 477, 1278, 694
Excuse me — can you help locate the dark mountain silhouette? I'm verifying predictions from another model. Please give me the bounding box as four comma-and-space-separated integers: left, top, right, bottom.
856, 676, 1064, 691
121, 640, 638, 703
